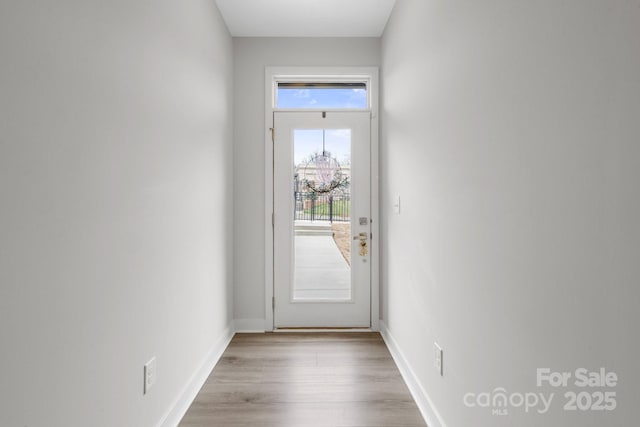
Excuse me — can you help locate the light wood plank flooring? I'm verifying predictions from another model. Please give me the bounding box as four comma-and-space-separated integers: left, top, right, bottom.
179, 332, 427, 427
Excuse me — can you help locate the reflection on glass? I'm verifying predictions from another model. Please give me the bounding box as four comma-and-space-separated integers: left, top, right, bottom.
293, 129, 351, 301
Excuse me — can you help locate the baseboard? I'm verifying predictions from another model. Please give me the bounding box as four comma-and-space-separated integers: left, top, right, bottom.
233, 318, 267, 333
157, 323, 235, 427
379, 320, 447, 427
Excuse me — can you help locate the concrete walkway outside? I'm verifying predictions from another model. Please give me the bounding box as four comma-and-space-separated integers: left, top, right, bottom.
294, 234, 351, 300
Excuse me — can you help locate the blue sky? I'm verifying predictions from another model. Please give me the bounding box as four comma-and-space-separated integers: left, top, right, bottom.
294, 129, 351, 166
278, 88, 367, 109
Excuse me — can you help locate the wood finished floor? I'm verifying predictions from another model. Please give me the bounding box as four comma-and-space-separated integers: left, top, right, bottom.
179, 332, 427, 427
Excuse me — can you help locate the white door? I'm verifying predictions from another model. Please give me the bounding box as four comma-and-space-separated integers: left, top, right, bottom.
273, 111, 371, 328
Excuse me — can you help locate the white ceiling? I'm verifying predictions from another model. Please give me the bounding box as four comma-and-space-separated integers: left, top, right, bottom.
215, 0, 396, 37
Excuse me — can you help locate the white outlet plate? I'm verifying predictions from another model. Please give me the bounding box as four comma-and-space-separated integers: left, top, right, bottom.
393, 196, 401, 214
434, 343, 443, 376
144, 357, 156, 394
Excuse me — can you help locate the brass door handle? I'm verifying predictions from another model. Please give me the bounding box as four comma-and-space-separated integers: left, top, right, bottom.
354, 232, 369, 256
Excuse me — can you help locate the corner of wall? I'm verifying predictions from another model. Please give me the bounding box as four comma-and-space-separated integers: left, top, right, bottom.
233, 318, 268, 333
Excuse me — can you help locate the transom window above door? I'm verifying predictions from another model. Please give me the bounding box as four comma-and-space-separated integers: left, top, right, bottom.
275, 81, 369, 109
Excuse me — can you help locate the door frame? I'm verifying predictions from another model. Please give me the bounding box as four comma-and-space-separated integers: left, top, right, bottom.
264, 66, 380, 331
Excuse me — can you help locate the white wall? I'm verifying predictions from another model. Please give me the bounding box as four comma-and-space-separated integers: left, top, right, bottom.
233, 38, 380, 326
381, 1, 639, 426
0, 2, 233, 426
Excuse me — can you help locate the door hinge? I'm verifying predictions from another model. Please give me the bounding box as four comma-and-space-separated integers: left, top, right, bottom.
272, 212, 274, 227
272, 297, 275, 309
269, 127, 275, 143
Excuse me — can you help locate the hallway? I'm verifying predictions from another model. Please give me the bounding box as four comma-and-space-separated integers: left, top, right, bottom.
2, 1, 638, 426
179, 333, 426, 427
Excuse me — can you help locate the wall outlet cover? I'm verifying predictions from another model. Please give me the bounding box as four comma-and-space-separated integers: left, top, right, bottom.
144, 357, 156, 394
393, 196, 400, 214
434, 343, 443, 376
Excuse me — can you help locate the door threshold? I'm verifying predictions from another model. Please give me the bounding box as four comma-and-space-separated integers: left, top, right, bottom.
273, 327, 375, 333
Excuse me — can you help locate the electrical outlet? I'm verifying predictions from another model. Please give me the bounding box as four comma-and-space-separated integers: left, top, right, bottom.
144, 357, 156, 394
393, 196, 401, 214
434, 343, 443, 376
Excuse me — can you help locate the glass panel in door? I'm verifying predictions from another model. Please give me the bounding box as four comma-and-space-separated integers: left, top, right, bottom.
293, 129, 351, 301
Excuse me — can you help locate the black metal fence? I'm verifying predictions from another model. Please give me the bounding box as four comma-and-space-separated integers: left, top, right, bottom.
294, 192, 350, 222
